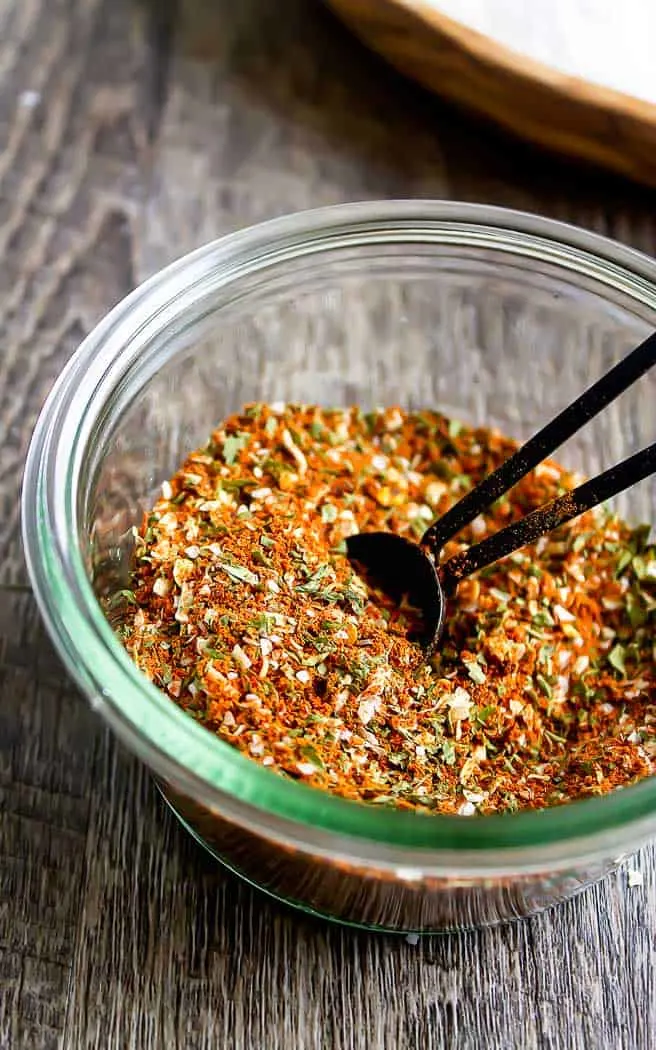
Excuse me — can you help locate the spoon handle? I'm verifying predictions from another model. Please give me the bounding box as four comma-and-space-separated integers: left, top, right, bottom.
440, 442, 656, 593
423, 330, 656, 557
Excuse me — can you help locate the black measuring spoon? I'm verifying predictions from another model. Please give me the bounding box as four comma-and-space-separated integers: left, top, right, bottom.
346, 330, 656, 653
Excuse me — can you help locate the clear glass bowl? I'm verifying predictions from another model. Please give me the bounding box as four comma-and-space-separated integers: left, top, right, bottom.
22, 201, 656, 933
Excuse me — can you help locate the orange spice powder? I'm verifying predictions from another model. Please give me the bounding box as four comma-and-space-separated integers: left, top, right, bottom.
117, 404, 656, 815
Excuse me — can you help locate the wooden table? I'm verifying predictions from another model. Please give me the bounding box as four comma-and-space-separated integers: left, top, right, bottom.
2, 2, 655, 1047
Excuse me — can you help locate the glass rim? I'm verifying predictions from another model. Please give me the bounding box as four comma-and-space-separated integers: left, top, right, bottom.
21, 200, 656, 870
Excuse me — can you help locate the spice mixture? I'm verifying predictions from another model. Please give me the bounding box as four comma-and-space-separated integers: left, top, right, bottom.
119, 404, 656, 815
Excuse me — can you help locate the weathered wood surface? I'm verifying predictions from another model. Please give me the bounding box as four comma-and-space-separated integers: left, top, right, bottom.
1, 1, 656, 1047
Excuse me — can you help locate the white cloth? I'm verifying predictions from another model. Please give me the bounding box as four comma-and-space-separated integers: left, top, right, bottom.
426, 0, 656, 105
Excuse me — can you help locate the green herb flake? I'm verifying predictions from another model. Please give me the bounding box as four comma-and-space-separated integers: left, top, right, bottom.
632, 556, 648, 580
222, 432, 251, 466
474, 704, 496, 725
310, 421, 325, 441
448, 419, 463, 439
615, 549, 634, 577
246, 613, 274, 634
219, 561, 259, 586
608, 644, 627, 676
535, 674, 552, 699
299, 744, 324, 770
297, 564, 331, 595
627, 593, 647, 629
441, 739, 456, 765
108, 588, 138, 608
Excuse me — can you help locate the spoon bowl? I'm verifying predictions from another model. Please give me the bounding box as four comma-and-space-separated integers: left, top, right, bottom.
345, 531, 445, 650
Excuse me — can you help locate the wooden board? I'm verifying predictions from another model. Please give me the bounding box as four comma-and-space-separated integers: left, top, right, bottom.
3, 0, 656, 1047
326, 0, 656, 187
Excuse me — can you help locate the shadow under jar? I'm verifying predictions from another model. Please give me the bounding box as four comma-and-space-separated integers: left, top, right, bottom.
23, 202, 656, 933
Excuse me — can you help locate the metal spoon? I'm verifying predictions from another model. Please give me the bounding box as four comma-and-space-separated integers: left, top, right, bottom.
346, 330, 656, 653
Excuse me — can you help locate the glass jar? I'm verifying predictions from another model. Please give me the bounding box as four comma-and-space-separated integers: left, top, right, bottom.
22, 201, 656, 932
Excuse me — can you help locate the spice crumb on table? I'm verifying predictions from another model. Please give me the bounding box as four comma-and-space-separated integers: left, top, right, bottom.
116, 403, 656, 815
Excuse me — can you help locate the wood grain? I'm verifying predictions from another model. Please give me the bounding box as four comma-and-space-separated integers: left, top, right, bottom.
326, 0, 656, 189
2, 0, 656, 1047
